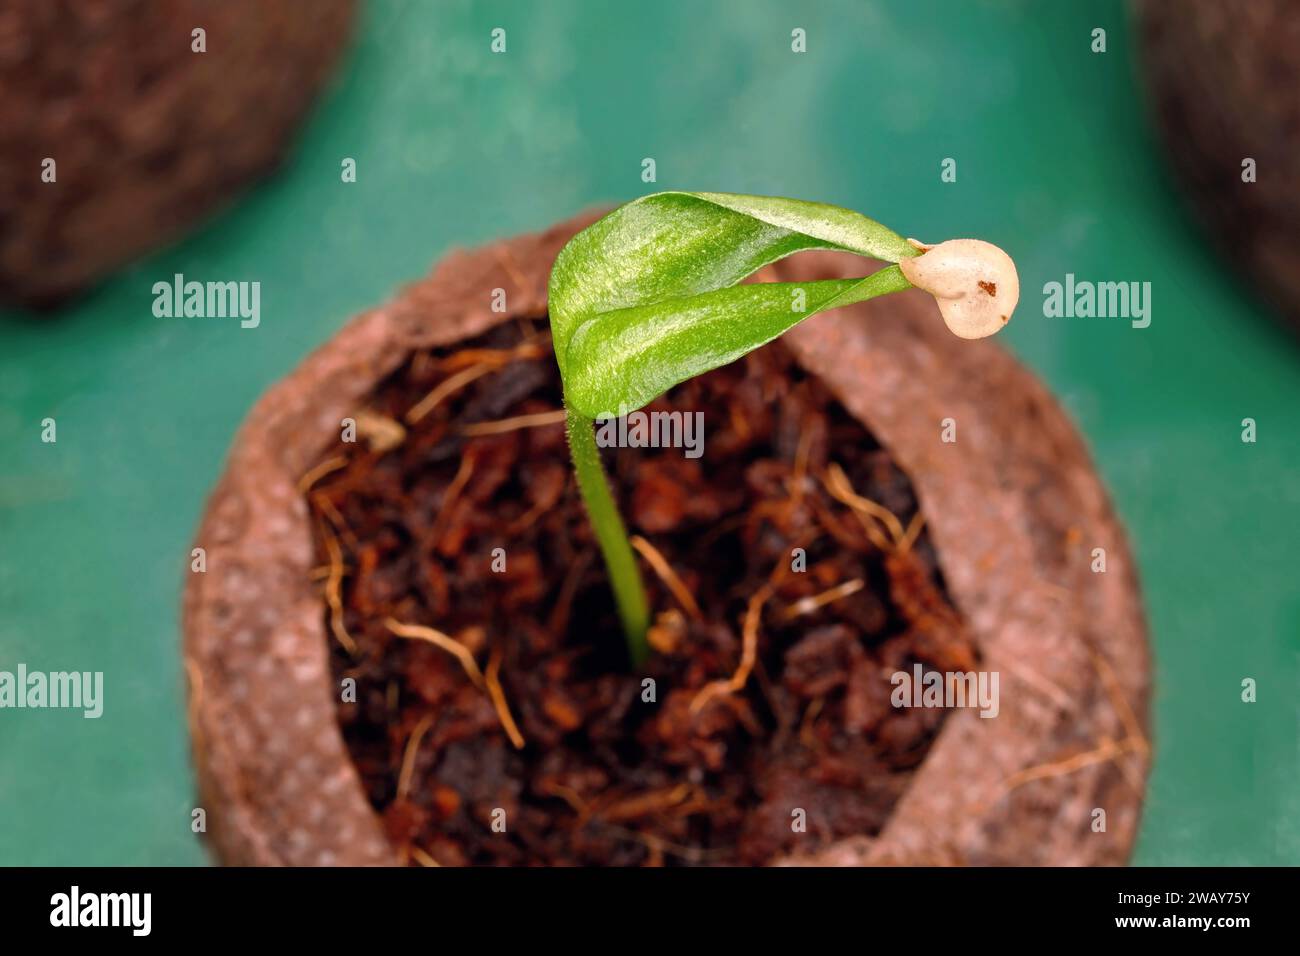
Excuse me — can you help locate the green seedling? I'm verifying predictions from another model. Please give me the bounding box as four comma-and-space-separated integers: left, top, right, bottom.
547, 191, 1019, 664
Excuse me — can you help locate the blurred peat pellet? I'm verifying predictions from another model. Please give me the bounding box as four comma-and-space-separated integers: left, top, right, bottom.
0, 0, 357, 308
1137, 0, 1300, 333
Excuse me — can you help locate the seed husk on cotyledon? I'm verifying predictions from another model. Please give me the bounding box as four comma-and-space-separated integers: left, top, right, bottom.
900, 238, 1021, 340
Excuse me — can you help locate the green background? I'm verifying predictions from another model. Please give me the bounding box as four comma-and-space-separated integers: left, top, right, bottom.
1, 0, 1296, 866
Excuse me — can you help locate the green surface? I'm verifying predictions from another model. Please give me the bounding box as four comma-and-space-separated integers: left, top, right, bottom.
1, 0, 1297, 866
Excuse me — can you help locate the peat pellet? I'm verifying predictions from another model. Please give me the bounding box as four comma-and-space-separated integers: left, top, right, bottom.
183, 213, 1150, 866
0, 0, 356, 307
1137, 0, 1300, 332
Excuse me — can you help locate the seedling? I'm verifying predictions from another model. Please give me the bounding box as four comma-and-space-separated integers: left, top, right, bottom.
548, 191, 1018, 663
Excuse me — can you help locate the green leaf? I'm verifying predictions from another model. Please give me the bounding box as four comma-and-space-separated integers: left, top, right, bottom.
564, 268, 910, 418
547, 191, 917, 418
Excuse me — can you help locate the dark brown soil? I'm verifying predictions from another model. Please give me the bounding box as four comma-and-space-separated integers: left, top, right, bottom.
307, 319, 977, 866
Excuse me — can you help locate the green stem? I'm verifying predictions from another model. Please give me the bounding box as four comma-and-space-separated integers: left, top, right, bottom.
559, 263, 914, 667
565, 407, 651, 665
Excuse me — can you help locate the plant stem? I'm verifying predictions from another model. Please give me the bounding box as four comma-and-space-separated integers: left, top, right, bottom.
565, 407, 651, 665
559, 264, 916, 667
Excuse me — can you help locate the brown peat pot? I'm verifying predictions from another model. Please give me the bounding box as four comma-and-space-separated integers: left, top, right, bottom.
184, 213, 1151, 866
0, 0, 356, 307
1137, 0, 1300, 332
